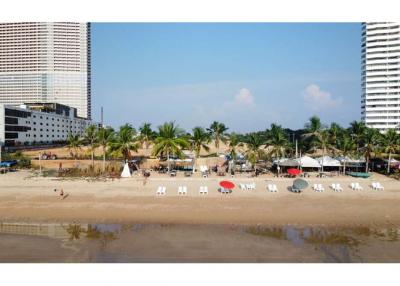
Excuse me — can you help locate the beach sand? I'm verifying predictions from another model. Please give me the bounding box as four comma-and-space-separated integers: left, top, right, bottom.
1, 170, 400, 227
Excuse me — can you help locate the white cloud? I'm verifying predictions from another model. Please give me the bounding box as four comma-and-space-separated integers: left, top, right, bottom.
303, 84, 343, 111
234, 88, 254, 105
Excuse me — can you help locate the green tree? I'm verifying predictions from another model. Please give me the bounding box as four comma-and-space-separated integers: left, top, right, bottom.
67, 133, 82, 160
265, 123, 290, 160
302, 116, 325, 152
109, 124, 140, 162
380, 129, 399, 173
349, 120, 366, 150
361, 127, 380, 173
83, 125, 99, 169
207, 121, 229, 155
314, 130, 334, 172
190, 127, 210, 172
139, 122, 156, 149
245, 133, 264, 175
152, 122, 189, 172
337, 134, 356, 174
97, 126, 115, 172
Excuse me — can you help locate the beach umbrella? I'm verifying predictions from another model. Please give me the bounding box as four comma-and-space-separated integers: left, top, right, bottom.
287, 168, 302, 176
292, 178, 308, 190
219, 180, 235, 189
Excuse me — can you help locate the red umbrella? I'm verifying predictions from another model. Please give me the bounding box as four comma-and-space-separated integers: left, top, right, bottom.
287, 168, 302, 176
219, 180, 235, 189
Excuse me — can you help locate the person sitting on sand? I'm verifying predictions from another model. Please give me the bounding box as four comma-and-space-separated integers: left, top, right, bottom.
60, 189, 64, 198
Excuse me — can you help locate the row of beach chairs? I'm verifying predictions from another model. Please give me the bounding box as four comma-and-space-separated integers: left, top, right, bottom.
157, 181, 386, 195
239, 183, 256, 190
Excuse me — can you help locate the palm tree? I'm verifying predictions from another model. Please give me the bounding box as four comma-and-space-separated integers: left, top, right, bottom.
139, 122, 155, 149
97, 126, 115, 172
207, 121, 229, 155
361, 127, 380, 173
152, 122, 189, 172
265, 124, 290, 160
190, 127, 210, 172
227, 134, 244, 174
349, 120, 366, 150
380, 129, 399, 173
303, 116, 324, 152
109, 124, 140, 162
337, 134, 356, 174
329, 122, 343, 155
313, 130, 334, 172
245, 133, 264, 175
83, 125, 99, 169
67, 133, 82, 160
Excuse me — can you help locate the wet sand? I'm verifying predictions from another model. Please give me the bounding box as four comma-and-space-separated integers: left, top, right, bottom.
1, 170, 400, 227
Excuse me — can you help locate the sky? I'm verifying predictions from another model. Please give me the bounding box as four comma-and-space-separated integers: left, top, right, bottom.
91, 23, 361, 133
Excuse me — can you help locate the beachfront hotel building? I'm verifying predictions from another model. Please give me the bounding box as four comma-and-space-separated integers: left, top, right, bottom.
0, 102, 94, 146
361, 22, 400, 132
0, 22, 91, 119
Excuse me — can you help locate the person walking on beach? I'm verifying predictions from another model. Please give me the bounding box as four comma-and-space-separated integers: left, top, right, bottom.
60, 188, 64, 199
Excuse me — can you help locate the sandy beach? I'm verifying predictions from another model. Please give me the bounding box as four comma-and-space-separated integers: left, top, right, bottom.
0, 170, 400, 227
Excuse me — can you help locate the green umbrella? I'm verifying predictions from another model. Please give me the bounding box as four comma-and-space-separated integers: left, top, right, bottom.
293, 178, 309, 190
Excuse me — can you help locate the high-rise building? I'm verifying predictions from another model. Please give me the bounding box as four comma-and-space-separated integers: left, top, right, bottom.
361, 22, 400, 132
0, 22, 91, 119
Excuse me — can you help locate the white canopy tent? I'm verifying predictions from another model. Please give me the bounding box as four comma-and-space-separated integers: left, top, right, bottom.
316, 156, 341, 167
296, 156, 321, 168
121, 163, 132, 178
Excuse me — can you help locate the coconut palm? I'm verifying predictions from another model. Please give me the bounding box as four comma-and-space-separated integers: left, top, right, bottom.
337, 134, 356, 174
152, 122, 189, 172
109, 124, 140, 162
349, 120, 366, 150
67, 133, 82, 160
380, 129, 400, 173
265, 124, 290, 160
303, 116, 325, 152
245, 133, 264, 175
207, 121, 229, 155
139, 122, 155, 149
97, 126, 115, 172
361, 127, 380, 173
329, 122, 343, 154
314, 130, 334, 172
83, 125, 99, 169
190, 127, 210, 172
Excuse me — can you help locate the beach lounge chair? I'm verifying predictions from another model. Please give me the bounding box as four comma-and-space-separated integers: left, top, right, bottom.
156, 186, 162, 195
336, 183, 343, 192
355, 182, 363, 191
267, 184, 273, 192
182, 186, 187, 195
330, 183, 337, 191
374, 182, 384, 191
371, 182, 382, 190
199, 186, 208, 195
350, 183, 356, 190
272, 184, 278, 192
317, 184, 325, 192
157, 186, 166, 196
313, 184, 319, 192
178, 186, 183, 195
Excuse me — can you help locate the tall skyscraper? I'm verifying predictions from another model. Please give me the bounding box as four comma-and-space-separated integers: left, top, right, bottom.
0, 22, 91, 119
361, 22, 400, 132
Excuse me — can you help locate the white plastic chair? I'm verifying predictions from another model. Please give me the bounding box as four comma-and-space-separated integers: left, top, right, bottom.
182, 186, 187, 195
204, 186, 208, 195
318, 184, 324, 192
161, 186, 166, 195
313, 184, 318, 192
272, 184, 278, 192
156, 186, 162, 195
355, 182, 362, 191
376, 182, 384, 191
371, 182, 377, 190
178, 186, 183, 195
267, 184, 273, 192
350, 183, 356, 190
331, 183, 337, 191
336, 183, 343, 192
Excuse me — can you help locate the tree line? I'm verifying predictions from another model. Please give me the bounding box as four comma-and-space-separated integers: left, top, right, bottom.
69, 116, 400, 174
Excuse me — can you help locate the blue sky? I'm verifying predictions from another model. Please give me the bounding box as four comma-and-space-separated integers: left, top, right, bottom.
92, 23, 361, 133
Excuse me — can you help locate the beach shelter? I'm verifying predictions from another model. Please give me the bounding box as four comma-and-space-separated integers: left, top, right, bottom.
275, 158, 299, 167
316, 156, 341, 167
296, 156, 321, 168
120, 163, 132, 178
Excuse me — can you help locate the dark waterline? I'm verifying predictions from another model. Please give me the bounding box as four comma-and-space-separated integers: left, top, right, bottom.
0, 222, 399, 263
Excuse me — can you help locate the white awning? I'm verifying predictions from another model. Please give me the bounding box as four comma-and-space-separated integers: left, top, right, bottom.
316, 156, 341, 167
296, 156, 321, 168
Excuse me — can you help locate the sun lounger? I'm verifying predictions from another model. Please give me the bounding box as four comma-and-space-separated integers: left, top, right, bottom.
336, 183, 343, 192
317, 184, 325, 192
372, 182, 384, 191
156, 186, 166, 196
178, 186, 187, 195
183, 186, 187, 195
272, 184, 278, 192
199, 186, 208, 195
355, 182, 362, 191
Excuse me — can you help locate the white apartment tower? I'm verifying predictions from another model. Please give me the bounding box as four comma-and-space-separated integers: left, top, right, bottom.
361, 22, 400, 132
0, 22, 91, 119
